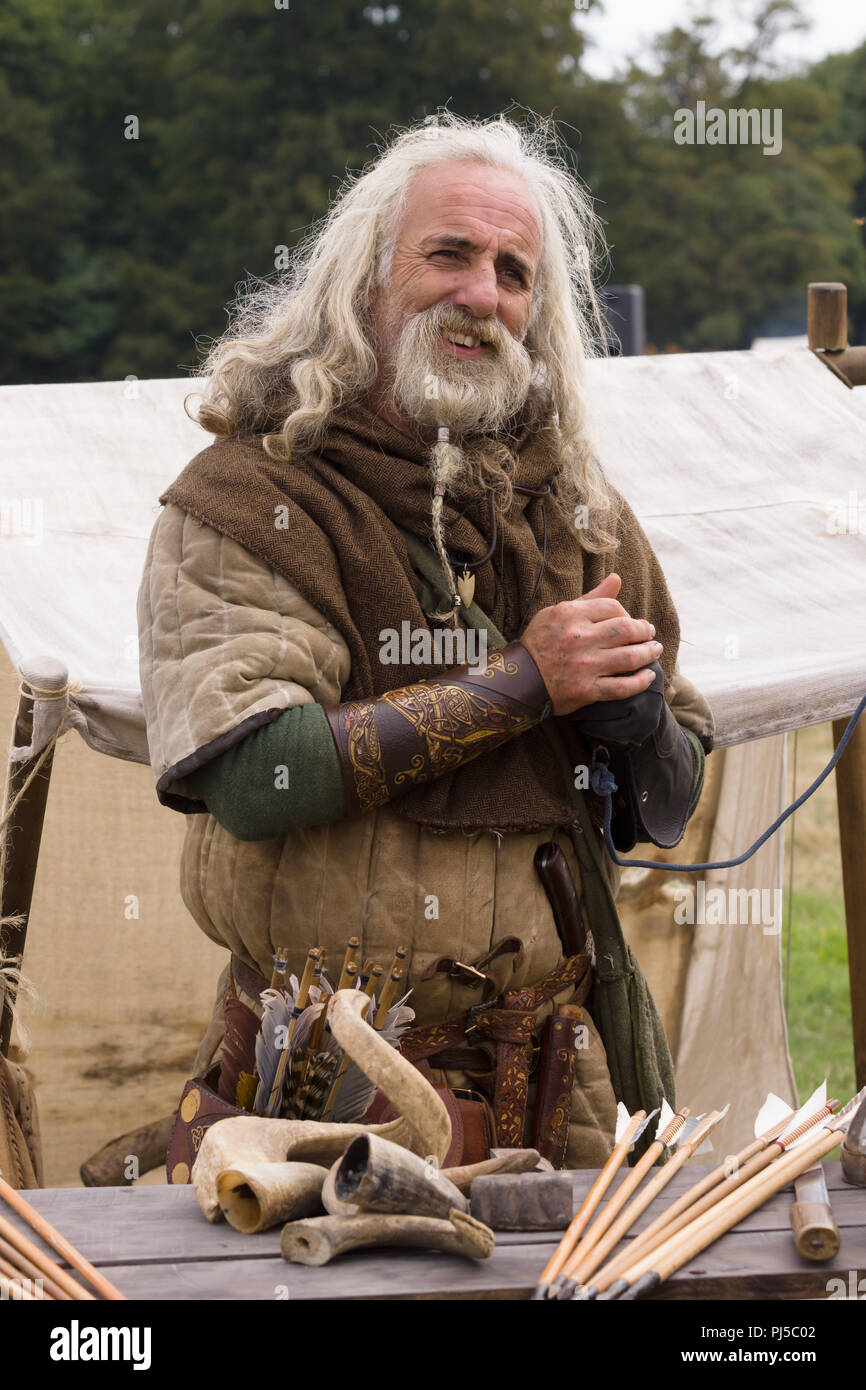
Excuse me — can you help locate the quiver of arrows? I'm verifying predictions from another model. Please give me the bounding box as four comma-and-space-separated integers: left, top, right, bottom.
246, 941, 414, 1123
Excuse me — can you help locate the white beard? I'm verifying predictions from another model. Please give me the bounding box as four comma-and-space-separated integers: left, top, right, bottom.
382, 301, 535, 439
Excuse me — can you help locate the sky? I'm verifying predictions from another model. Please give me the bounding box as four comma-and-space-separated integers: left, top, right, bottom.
575, 0, 866, 78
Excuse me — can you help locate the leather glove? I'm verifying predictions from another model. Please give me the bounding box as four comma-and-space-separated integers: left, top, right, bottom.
570, 662, 698, 851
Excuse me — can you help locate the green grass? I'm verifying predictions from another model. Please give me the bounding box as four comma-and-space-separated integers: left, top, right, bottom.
785, 889, 854, 1106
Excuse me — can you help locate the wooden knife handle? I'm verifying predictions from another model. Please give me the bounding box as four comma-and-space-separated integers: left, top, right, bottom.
790, 1200, 841, 1261
534, 842, 587, 958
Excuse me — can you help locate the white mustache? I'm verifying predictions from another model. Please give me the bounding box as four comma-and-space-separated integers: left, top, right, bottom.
428, 312, 504, 349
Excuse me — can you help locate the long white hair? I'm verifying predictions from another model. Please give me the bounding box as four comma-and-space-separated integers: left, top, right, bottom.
190, 109, 618, 551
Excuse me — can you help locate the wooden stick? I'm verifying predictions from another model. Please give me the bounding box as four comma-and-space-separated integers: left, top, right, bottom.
0, 1231, 68, 1299
343, 962, 359, 994
0, 1208, 95, 1300
298, 958, 329, 1086
316, 937, 362, 1054
386, 945, 408, 979
807, 282, 847, 351
0, 1249, 52, 1298
559, 1108, 690, 1285
266, 947, 321, 1116
248, 947, 291, 1094
374, 967, 402, 1029
592, 1100, 839, 1291
573, 1111, 723, 1289
290, 949, 322, 1041
0, 658, 67, 1056
533, 1109, 647, 1298
307, 960, 329, 1046
269, 946, 289, 991
363, 964, 383, 999
833, 711, 866, 1090
616, 1122, 846, 1298
80, 1112, 175, 1188
0, 1174, 126, 1300
319, 966, 361, 1121
336, 937, 361, 993
0, 1269, 38, 1299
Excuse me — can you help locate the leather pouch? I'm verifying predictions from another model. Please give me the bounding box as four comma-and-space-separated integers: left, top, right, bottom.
166, 1066, 243, 1185
362, 1057, 494, 1166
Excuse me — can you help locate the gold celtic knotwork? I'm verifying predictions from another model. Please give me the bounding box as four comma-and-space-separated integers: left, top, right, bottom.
481, 648, 520, 679
384, 683, 534, 789
341, 680, 535, 810
190, 1124, 207, 1153
343, 700, 390, 811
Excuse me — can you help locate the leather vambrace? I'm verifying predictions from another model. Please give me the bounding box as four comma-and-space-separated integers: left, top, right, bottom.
324, 642, 552, 815
570, 661, 702, 852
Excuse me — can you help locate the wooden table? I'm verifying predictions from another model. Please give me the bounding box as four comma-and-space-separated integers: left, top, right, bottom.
7, 1162, 864, 1300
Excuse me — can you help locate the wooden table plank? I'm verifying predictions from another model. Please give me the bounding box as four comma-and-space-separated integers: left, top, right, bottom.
12, 1164, 862, 1262
3, 1162, 863, 1300
48, 1216, 866, 1303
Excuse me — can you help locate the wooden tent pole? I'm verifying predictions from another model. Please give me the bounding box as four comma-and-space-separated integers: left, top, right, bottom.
808, 282, 866, 1085
808, 281, 866, 387
833, 713, 866, 1090
0, 657, 68, 1057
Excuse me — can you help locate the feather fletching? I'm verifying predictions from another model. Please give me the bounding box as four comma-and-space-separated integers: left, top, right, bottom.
614, 1102, 632, 1144
251, 964, 417, 1121
252, 987, 293, 1114
753, 1091, 794, 1138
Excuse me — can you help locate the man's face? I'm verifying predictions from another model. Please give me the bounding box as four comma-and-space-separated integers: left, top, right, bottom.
370, 161, 543, 437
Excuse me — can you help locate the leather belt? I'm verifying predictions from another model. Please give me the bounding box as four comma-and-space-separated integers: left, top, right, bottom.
400, 951, 592, 1147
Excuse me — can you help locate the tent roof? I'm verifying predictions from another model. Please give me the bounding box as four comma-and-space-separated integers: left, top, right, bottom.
0, 347, 863, 763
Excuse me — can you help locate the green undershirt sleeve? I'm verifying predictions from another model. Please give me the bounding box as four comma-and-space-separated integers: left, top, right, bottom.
183, 703, 347, 841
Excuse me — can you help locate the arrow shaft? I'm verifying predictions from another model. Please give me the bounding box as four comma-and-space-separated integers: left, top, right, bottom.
620, 1124, 844, 1291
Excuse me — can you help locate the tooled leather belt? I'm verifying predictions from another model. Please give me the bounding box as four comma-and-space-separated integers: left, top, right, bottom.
399, 951, 592, 1147
225, 949, 592, 1151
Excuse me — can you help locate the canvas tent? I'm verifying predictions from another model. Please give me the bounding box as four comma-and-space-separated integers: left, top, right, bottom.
0, 344, 863, 1180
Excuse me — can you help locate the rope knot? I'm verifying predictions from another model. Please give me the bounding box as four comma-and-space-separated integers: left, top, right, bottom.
590, 759, 618, 799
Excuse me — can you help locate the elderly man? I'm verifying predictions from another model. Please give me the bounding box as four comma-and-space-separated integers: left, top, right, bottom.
138, 113, 713, 1177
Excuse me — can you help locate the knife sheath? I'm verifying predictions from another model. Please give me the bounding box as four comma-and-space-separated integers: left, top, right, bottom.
532, 1007, 581, 1169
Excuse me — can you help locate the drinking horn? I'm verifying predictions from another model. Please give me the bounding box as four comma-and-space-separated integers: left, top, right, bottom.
193, 989, 451, 1226
332, 1133, 469, 1219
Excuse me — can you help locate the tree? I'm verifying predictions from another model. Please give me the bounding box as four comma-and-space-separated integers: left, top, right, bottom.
2, 0, 865, 379
566, 3, 866, 349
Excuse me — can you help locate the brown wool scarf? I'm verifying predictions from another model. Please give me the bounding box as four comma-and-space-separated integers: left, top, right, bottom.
159, 397, 680, 833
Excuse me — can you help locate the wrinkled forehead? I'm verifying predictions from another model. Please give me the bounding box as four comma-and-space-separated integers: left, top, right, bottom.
398, 160, 543, 266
